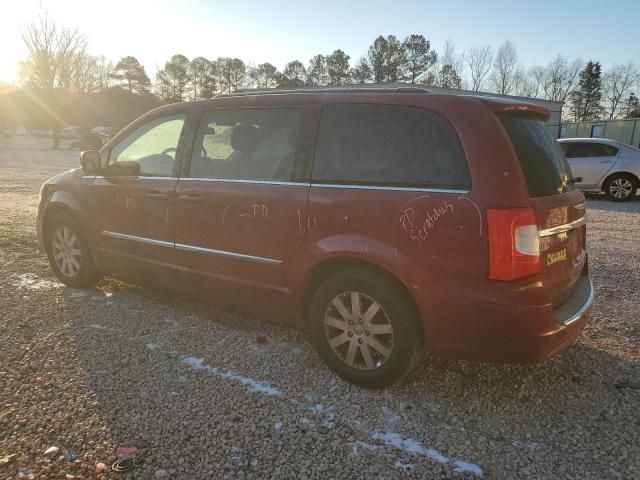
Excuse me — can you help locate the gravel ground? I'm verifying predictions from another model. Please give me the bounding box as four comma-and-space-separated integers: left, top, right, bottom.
0, 136, 638, 480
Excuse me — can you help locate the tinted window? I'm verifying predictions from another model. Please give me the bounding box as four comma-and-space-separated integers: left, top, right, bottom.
110, 114, 186, 176
312, 104, 470, 189
189, 108, 303, 181
499, 113, 574, 197
562, 142, 618, 158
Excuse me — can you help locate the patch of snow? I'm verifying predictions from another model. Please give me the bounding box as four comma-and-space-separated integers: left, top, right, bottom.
453, 460, 484, 477
348, 441, 381, 456
309, 403, 336, 428
13, 273, 61, 290
382, 406, 400, 424
182, 356, 281, 396
274, 421, 284, 432
298, 417, 314, 426
68, 289, 90, 298
371, 431, 449, 464
89, 324, 110, 331
145, 343, 160, 351
394, 460, 415, 471
512, 440, 541, 450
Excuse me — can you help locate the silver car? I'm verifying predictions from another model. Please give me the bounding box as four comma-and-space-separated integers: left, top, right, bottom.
559, 138, 640, 201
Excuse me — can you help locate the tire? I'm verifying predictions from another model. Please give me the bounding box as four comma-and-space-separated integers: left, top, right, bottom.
309, 269, 422, 388
45, 212, 101, 287
603, 173, 639, 202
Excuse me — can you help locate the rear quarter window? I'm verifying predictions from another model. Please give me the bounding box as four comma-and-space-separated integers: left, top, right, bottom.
312, 104, 470, 189
498, 113, 573, 197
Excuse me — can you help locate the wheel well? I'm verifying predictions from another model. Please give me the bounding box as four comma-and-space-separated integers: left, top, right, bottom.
301, 257, 423, 333
602, 171, 640, 192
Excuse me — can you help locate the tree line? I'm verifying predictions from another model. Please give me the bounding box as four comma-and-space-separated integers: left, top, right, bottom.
7, 13, 640, 132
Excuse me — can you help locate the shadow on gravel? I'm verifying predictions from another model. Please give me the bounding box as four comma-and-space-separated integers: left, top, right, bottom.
61, 277, 640, 477
583, 192, 640, 211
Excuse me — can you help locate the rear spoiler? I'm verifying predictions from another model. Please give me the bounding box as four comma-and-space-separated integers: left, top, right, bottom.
475, 97, 550, 121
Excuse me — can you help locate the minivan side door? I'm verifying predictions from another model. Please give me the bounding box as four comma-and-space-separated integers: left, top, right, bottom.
86, 113, 188, 287
563, 142, 619, 187
173, 105, 318, 309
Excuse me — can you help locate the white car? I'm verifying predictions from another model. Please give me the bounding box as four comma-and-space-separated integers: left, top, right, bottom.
60, 126, 84, 139
559, 138, 640, 201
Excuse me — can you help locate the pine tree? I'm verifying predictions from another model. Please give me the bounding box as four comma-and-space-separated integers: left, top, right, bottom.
625, 93, 640, 118
402, 34, 437, 83
112, 56, 151, 94
570, 61, 603, 121
326, 49, 351, 85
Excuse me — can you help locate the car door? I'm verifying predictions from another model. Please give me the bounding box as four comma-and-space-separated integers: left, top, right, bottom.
563, 142, 619, 187
173, 105, 319, 310
87, 112, 188, 287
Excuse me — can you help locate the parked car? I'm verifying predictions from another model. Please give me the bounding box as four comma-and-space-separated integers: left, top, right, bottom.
91, 126, 114, 136
559, 138, 640, 201
60, 126, 85, 139
37, 88, 593, 387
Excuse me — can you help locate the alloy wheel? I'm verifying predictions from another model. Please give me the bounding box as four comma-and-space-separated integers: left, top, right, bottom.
323, 291, 394, 370
51, 225, 82, 278
609, 178, 633, 199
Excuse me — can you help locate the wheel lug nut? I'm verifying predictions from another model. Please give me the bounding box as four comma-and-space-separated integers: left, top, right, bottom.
348, 320, 353, 325
348, 332, 353, 337
359, 319, 363, 323
365, 331, 369, 336
358, 338, 363, 344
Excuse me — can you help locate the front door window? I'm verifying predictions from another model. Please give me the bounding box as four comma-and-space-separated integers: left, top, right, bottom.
110, 114, 186, 177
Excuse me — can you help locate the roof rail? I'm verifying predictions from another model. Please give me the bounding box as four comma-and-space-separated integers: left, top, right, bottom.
216, 85, 430, 98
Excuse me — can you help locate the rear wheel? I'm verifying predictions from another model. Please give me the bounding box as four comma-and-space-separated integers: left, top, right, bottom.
309, 269, 422, 388
603, 173, 638, 202
46, 212, 101, 287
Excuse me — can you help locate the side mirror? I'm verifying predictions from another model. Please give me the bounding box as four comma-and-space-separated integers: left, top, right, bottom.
80, 150, 101, 173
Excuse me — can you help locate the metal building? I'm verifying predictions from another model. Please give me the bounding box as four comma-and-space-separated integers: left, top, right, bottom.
559, 117, 640, 148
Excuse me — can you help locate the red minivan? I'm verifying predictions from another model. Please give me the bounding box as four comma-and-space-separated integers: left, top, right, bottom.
37, 88, 593, 387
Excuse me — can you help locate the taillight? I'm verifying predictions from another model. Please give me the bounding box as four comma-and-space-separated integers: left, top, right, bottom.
487, 208, 540, 280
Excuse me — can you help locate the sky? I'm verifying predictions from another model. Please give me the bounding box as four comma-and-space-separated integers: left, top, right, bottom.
1, 0, 638, 84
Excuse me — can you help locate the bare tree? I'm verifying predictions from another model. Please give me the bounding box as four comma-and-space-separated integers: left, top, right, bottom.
540, 55, 582, 102
603, 63, 638, 119
20, 13, 87, 91
464, 46, 492, 91
436, 40, 464, 88
491, 40, 518, 95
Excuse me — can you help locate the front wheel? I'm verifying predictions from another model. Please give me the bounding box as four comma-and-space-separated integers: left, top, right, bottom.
309, 270, 422, 388
603, 174, 638, 202
46, 212, 101, 287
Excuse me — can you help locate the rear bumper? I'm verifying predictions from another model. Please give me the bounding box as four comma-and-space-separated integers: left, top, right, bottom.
427, 274, 594, 363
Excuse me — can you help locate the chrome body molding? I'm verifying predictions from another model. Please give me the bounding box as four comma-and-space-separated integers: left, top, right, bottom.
561, 278, 595, 326
309, 183, 470, 193
101, 231, 282, 265
84, 175, 470, 193
102, 230, 174, 248
174, 243, 281, 265
179, 177, 309, 187
538, 216, 587, 238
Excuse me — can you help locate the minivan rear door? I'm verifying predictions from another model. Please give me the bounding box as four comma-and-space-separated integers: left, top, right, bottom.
499, 114, 587, 305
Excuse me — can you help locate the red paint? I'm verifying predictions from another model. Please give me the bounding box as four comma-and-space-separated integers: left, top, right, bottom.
38, 89, 591, 364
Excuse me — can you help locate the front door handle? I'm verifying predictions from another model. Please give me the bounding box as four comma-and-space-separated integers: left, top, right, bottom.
177, 194, 204, 203
599, 160, 613, 163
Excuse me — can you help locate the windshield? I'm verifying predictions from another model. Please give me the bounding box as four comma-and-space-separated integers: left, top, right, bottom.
499, 113, 573, 197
